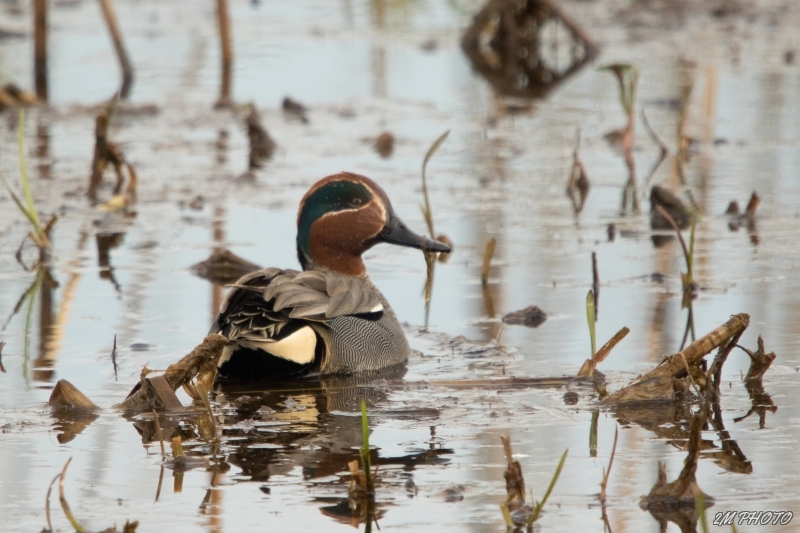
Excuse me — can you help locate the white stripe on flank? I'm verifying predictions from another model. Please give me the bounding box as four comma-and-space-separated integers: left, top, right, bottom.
239, 326, 317, 365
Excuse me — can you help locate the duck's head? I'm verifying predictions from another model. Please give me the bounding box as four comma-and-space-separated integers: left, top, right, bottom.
296, 172, 451, 276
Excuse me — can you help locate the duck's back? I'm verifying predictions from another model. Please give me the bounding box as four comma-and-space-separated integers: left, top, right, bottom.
211, 268, 410, 380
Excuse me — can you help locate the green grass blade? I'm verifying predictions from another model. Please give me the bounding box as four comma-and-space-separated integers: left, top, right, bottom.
529, 449, 569, 525
0, 174, 36, 227
17, 110, 43, 236
586, 290, 596, 359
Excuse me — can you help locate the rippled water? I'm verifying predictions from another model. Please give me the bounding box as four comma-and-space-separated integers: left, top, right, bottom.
1, 0, 800, 531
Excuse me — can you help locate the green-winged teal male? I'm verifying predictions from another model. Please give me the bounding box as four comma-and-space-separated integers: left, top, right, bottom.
211, 172, 451, 380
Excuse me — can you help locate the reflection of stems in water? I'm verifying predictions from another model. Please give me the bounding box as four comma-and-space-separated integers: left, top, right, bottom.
599, 427, 619, 504
589, 410, 598, 458
641, 109, 669, 184
680, 302, 695, 351
22, 268, 45, 387
58, 457, 87, 533
360, 399, 373, 492
481, 238, 496, 318
655, 205, 697, 304
586, 290, 596, 359
155, 465, 164, 503
696, 492, 709, 533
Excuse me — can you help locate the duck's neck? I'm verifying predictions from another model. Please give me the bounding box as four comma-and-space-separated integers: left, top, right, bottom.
297, 243, 367, 277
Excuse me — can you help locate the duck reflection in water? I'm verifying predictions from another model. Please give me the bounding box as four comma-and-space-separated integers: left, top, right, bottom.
129, 366, 452, 527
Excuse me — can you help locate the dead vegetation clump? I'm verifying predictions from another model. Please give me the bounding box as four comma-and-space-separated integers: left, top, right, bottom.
191, 249, 262, 285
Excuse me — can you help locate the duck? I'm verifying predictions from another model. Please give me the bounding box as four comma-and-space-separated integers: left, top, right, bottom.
210, 172, 451, 381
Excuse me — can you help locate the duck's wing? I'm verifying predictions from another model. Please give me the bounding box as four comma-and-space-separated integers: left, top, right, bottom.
211, 268, 384, 376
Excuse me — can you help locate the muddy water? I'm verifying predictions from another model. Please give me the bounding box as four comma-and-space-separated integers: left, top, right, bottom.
1, 0, 800, 531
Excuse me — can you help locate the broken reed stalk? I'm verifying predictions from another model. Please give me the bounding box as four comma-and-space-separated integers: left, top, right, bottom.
360, 398, 373, 493
528, 449, 569, 526
599, 427, 619, 504
97, 0, 134, 98
603, 314, 749, 404
34, 0, 48, 100
171, 436, 184, 457
594, 327, 630, 364
152, 409, 166, 460
58, 457, 87, 533
215, 0, 233, 107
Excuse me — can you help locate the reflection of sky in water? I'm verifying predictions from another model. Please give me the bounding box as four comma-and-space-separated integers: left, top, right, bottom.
1, 0, 800, 531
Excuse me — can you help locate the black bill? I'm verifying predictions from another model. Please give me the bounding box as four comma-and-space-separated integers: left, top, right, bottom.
379, 211, 451, 253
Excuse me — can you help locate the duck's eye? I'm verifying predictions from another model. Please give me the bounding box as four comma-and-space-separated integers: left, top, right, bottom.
351, 197, 364, 207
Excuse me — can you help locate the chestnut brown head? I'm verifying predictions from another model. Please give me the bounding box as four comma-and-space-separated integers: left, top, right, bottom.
296, 172, 450, 276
